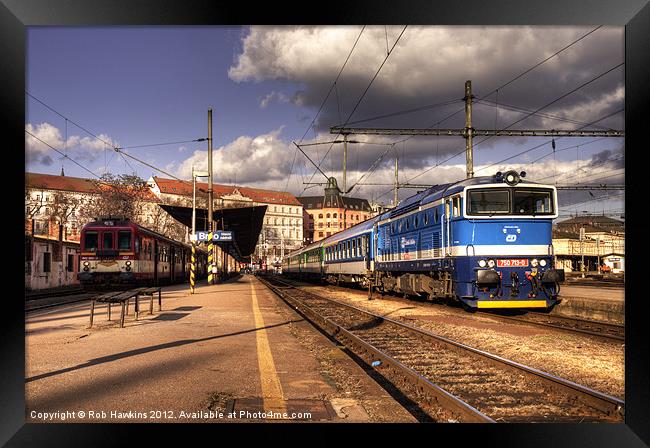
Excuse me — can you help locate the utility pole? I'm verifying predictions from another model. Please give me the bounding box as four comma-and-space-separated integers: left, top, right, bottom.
394, 151, 399, 206
343, 134, 348, 193
464, 80, 474, 179
207, 108, 214, 284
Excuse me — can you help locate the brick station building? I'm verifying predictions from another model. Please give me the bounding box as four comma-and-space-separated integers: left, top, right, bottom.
298, 177, 374, 243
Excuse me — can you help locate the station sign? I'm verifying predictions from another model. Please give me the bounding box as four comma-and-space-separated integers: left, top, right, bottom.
190, 231, 234, 242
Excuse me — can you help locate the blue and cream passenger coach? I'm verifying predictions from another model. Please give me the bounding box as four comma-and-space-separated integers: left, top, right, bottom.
282, 170, 565, 310
374, 170, 564, 309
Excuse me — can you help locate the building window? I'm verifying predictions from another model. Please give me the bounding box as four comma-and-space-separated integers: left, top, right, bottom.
67, 254, 75, 272
326, 213, 330, 218
333, 213, 337, 218
319, 232, 324, 238
318, 214, 323, 219
43, 252, 51, 273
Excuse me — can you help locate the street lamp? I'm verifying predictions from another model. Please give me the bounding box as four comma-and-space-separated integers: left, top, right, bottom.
192, 166, 210, 236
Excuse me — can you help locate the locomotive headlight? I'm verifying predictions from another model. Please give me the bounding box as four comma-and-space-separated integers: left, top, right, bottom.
478, 259, 487, 268
506, 173, 515, 183
531, 258, 539, 267
83, 266, 89, 272
487, 259, 495, 268
125, 261, 132, 266
539, 259, 547, 267
125, 266, 132, 272
83, 261, 89, 267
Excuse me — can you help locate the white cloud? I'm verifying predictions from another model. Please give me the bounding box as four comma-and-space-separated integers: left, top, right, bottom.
260, 91, 290, 108
25, 122, 120, 165
230, 26, 624, 134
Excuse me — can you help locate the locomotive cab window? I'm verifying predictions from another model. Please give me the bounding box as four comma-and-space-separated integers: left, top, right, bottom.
118, 230, 132, 251
467, 189, 510, 215
84, 231, 98, 251
513, 189, 554, 215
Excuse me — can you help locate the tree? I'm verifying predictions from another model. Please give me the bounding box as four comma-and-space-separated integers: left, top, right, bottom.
78, 173, 150, 223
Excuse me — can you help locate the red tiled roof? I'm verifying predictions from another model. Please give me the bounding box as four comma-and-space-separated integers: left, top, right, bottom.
26, 172, 99, 193
26, 172, 158, 201
152, 177, 301, 206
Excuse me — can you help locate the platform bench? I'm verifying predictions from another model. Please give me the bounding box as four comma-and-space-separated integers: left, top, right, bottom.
89, 288, 146, 329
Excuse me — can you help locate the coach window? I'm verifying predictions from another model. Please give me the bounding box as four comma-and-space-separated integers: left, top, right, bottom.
118, 230, 132, 251
84, 231, 98, 252
351, 239, 356, 257
103, 232, 114, 250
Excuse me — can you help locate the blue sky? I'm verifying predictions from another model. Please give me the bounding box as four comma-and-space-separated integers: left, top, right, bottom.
25, 26, 625, 215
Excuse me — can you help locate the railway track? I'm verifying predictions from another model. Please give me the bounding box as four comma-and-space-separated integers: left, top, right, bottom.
483, 310, 625, 342
286, 279, 624, 343
260, 275, 624, 423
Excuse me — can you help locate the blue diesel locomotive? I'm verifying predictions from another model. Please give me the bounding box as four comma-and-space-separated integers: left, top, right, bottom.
283, 170, 564, 310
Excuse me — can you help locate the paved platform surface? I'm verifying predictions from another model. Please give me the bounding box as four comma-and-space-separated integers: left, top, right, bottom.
25, 275, 415, 423
556, 284, 624, 324
560, 284, 624, 302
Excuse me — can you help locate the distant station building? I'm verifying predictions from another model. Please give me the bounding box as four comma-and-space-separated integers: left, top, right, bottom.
552, 215, 625, 273
147, 177, 303, 268
298, 177, 374, 243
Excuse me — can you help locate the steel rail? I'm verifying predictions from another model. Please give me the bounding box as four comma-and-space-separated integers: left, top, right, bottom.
487, 311, 625, 342
263, 276, 624, 422
259, 276, 493, 422
316, 281, 624, 343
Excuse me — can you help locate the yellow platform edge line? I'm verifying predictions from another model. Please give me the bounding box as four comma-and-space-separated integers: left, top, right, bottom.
250, 279, 287, 416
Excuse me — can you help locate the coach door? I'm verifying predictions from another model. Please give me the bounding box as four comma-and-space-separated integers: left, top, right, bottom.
444, 199, 452, 256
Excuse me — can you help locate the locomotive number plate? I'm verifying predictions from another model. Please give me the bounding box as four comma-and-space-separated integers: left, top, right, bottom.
497, 259, 529, 267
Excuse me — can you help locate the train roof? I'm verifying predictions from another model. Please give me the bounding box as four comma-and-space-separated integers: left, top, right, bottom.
380, 173, 551, 220
319, 216, 377, 247
286, 215, 378, 258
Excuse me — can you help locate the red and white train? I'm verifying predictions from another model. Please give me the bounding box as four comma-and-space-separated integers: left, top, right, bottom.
78, 218, 207, 285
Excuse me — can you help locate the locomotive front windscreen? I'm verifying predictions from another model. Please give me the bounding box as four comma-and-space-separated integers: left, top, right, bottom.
467, 188, 554, 216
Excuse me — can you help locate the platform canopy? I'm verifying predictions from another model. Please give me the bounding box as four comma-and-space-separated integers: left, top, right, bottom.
158, 204, 267, 262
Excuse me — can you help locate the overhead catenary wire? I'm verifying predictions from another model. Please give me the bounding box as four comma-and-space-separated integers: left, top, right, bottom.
388, 25, 606, 148
473, 108, 624, 175
26, 92, 203, 185
301, 25, 408, 195
403, 65, 624, 188
284, 26, 367, 193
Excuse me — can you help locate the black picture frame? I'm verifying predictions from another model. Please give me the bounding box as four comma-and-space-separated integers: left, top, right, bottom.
3, 0, 647, 445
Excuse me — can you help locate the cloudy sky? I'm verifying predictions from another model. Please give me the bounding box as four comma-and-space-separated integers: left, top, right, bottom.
26, 26, 624, 218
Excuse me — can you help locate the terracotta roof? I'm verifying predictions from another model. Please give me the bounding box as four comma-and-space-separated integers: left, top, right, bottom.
26, 172, 99, 193
152, 177, 301, 206
26, 172, 158, 201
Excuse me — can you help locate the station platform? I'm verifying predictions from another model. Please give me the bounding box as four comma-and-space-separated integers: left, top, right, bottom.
25, 275, 415, 423
555, 284, 625, 324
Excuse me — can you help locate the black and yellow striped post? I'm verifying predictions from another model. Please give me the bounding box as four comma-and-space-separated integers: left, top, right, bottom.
190, 242, 196, 294
207, 231, 214, 285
